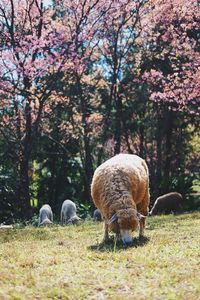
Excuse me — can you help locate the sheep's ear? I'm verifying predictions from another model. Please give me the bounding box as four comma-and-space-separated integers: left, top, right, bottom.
108, 213, 118, 225
137, 212, 146, 220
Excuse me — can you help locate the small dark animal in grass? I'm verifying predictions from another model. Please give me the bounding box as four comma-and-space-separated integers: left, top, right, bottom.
38, 204, 53, 226
149, 192, 183, 215
93, 209, 102, 222
60, 199, 81, 225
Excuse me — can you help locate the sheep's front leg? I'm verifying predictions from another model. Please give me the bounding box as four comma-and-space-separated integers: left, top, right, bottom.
139, 218, 145, 238
137, 193, 149, 238
102, 222, 109, 243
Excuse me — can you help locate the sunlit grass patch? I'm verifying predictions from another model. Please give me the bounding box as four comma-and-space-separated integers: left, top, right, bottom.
0, 212, 200, 299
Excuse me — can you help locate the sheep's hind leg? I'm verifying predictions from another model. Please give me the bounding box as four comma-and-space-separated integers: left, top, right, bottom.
102, 222, 109, 243
137, 203, 149, 238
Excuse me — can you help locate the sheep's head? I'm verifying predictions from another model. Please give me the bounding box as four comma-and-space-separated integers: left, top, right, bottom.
67, 215, 81, 225
108, 208, 145, 244
39, 218, 53, 226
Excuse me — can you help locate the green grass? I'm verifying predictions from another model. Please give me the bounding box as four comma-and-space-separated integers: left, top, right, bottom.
0, 212, 200, 300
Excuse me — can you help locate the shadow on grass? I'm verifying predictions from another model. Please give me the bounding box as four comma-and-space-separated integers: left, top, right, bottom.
89, 236, 150, 252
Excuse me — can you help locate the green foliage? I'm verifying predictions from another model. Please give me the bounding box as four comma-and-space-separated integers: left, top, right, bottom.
77, 202, 92, 218
0, 164, 18, 223
157, 173, 199, 210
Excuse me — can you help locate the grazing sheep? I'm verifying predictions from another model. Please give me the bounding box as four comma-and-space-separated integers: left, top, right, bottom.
149, 192, 183, 215
38, 204, 53, 226
0, 224, 13, 230
93, 208, 102, 222
60, 199, 80, 225
91, 154, 150, 245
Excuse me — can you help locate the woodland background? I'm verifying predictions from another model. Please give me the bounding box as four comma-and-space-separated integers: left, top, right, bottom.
0, 0, 199, 222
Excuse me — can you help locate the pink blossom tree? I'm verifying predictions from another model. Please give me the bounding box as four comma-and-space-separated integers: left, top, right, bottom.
51, 0, 115, 203
93, 0, 148, 158
140, 0, 200, 113
133, 0, 200, 191
1, 0, 198, 217
0, 0, 117, 213
0, 0, 73, 217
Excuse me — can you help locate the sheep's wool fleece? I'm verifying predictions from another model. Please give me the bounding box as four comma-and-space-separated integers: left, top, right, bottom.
91, 154, 150, 223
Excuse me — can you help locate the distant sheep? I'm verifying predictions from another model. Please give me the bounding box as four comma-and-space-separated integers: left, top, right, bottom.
60, 199, 80, 225
38, 204, 53, 226
0, 225, 13, 230
93, 208, 102, 222
91, 154, 150, 245
149, 192, 183, 215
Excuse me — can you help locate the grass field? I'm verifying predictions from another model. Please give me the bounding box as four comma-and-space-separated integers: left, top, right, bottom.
0, 212, 200, 300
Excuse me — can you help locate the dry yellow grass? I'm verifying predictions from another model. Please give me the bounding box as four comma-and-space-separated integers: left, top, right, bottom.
0, 212, 200, 299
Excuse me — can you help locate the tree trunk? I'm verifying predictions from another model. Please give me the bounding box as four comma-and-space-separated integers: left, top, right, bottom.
163, 109, 173, 193
83, 134, 94, 206
18, 153, 32, 219
18, 93, 33, 219
114, 87, 122, 154
139, 124, 145, 158
48, 155, 56, 208
156, 135, 162, 194
97, 79, 116, 165
76, 76, 94, 207
155, 106, 163, 196
122, 116, 133, 154
98, 37, 119, 163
